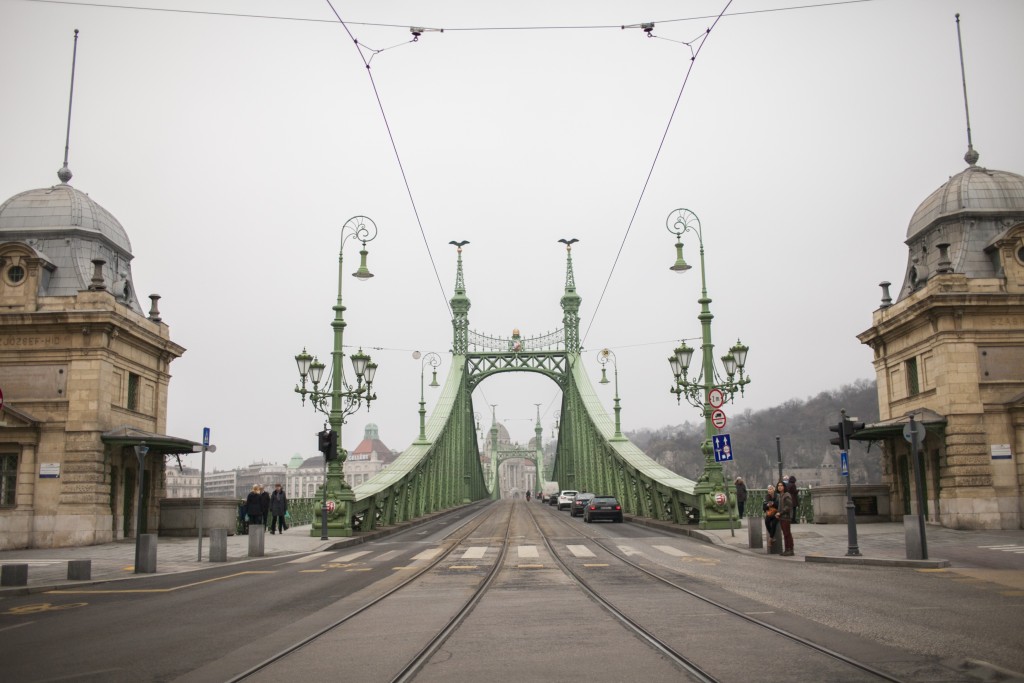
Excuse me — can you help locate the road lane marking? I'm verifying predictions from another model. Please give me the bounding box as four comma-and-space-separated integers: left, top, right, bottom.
583, 563, 608, 567
617, 545, 642, 556
518, 546, 539, 559
287, 553, 333, 564
335, 551, 372, 562
653, 545, 690, 557
412, 548, 442, 561
47, 571, 276, 594
300, 569, 327, 573
449, 565, 478, 570
461, 547, 487, 560
567, 545, 595, 558
373, 550, 401, 562
518, 564, 544, 569
3, 602, 87, 615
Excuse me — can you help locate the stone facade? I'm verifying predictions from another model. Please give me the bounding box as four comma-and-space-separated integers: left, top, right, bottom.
0, 176, 188, 549
858, 158, 1024, 530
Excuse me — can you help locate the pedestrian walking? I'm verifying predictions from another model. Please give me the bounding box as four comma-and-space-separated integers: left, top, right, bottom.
734, 477, 748, 518
763, 485, 778, 544
269, 483, 288, 534
776, 481, 795, 556
259, 485, 271, 530
245, 485, 263, 526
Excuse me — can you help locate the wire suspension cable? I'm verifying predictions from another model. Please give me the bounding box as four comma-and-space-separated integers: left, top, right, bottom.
322, 0, 453, 318
581, 0, 734, 346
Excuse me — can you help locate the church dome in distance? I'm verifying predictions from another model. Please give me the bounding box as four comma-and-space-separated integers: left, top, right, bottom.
906, 162, 1024, 240
0, 180, 132, 254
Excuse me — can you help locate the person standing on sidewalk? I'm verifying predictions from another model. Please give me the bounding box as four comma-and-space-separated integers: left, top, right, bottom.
788, 475, 799, 524
269, 483, 288, 534
245, 485, 263, 527
734, 477, 748, 518
763, 485, 779, 543
776, 481, 794, 556
258, 485, 271, 531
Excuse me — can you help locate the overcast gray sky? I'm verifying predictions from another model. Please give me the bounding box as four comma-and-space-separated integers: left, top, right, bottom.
2, 0, 1022, 472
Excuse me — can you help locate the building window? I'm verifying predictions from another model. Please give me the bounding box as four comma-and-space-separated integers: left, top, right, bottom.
0, 453, 17, 506
127, 372, 140, 411
5, 264, 26, 286
906, 358, 920, 397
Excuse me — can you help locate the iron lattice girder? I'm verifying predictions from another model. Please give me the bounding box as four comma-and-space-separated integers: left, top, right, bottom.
465, 351, 568, 390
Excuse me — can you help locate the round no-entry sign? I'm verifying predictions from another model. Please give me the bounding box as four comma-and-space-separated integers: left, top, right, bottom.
711, 409, 727, 429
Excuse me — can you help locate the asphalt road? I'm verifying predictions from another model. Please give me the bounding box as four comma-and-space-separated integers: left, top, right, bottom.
1, 501, 1022, 683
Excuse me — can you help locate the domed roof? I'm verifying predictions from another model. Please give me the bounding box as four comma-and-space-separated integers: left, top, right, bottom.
0, 181, 132, 254
906, 162, 1024, 239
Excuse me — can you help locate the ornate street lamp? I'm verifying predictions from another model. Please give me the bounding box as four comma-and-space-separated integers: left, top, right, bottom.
412, 350, 442, 444
293, 215, 381, 538
597, 348, 626, 441
665, 208, 750, 531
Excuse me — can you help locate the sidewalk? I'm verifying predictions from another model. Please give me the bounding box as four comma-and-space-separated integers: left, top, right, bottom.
631, 516, 1024, 568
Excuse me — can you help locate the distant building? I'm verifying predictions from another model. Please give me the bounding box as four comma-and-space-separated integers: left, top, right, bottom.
165, 466, 201, 498
345, 423, 397, 487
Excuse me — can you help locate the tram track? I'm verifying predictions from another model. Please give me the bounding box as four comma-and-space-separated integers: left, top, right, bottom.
225, 501, 513, 683
532, 502, 909, 683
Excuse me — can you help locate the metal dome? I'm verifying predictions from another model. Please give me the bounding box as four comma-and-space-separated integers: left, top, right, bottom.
0, 181, 132, 254
906, 164, 1024, 240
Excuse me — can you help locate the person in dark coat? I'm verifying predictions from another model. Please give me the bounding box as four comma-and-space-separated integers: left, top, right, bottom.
258, 485, 271, 530
763, 485, 778, 543
734, 477, 748, 518
788, 475, 799, 523
269, 483, 288, 534
776, 481, 795, 556
245, 485, 263, 526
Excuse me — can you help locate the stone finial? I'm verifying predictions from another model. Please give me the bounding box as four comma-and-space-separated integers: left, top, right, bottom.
88, 259, 106, 290
148, 294, 162, 322
936, 243, 954, 274
879, 281, 892, 308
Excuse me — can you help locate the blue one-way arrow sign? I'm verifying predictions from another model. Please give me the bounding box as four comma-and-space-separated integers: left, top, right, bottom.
712, 434, 733, 462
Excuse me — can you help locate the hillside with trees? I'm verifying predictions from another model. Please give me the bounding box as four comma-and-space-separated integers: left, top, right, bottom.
626, 379, 881, 488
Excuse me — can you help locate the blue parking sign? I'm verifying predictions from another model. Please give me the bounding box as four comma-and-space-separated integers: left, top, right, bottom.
203, 427, 210, 447
713, 434, 733, 462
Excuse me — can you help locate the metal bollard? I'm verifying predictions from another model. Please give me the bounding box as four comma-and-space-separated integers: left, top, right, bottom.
248, 525, 265, 557
1, 563, 28, 586
67, 559, 92, 580
209, 528, 228, 562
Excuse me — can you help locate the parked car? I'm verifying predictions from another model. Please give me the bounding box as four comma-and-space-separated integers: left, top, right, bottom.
570, 492, 595, 517
584, 496, 623, 523
556, 490, 579, 511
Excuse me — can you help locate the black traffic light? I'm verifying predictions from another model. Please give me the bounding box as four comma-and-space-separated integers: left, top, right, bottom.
845, 419, 865, 446
318, 429, 338, 461
829, 421, 845, 449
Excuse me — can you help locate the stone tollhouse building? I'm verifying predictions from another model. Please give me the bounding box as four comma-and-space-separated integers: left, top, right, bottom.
0, 162, 197, 549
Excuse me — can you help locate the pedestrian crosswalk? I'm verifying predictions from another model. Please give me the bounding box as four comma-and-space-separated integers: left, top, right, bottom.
286, 542, 702, 568
979, 544, 1024, 554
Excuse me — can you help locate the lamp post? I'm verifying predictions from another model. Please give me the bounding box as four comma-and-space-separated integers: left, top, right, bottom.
597, 348, 626, 441
665, 208, 750, 531
294, 215, 380, 538
412, 351, 441, 444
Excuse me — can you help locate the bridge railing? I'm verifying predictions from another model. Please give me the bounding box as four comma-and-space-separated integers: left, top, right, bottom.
349, 357, 487, 531
551, 355, 701, 524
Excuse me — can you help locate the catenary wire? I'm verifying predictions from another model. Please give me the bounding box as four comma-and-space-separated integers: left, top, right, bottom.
580, 0, 733, 348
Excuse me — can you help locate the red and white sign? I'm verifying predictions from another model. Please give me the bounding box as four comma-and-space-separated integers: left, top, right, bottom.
708, 388, 724, 408
326, 500, 336, 513
711, 409, 727, 429
714, 492, 727, 506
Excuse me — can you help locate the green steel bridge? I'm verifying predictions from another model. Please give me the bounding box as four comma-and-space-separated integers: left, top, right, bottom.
322, 243, 737, 535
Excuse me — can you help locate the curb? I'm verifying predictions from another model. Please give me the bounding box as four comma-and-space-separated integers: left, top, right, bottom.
805, 554, 951, 568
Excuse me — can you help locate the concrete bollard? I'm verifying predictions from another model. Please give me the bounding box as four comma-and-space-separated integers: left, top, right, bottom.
904, 515, 925, 559
209, 528, 228, 562
747, 518, 763, 549
67, 559, 92, 580
137, 533, 158, 573
248, 524, 265, 557
1, 563, 28, 586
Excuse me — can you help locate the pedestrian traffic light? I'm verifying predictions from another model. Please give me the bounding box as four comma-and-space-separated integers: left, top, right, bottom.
318, 429, 338, 461
829, 421, 845, 449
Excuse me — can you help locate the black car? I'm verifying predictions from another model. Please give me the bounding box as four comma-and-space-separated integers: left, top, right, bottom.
570, 493, 595, 517
584, 496, 623, 523
547, 493, 558, 506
